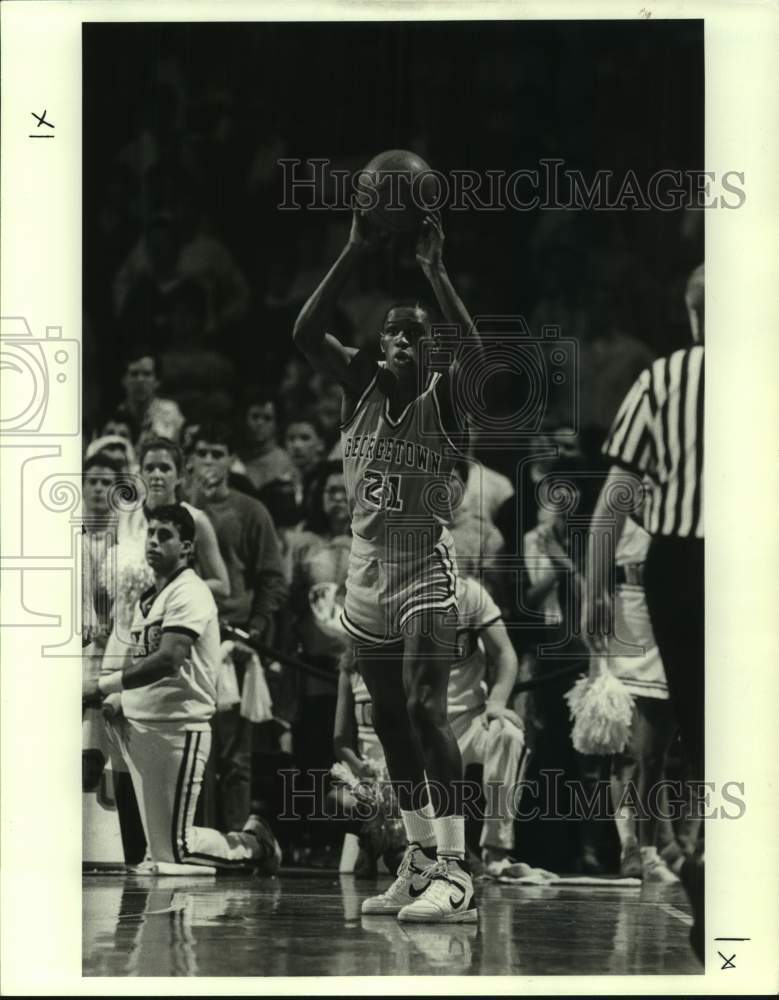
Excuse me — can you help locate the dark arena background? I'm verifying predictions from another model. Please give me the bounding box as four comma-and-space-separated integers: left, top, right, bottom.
82, 19, 705, 979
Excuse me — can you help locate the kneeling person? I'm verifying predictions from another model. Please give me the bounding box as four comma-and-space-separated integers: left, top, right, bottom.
82, 505, 280, 872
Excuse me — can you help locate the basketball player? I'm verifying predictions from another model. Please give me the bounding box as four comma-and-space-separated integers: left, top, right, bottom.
82, 504, 280, 872
336, 574, 544, 881
293, 208, 483, 923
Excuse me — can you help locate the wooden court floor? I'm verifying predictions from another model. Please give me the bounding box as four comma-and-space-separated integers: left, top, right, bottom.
83, 869, 700, 977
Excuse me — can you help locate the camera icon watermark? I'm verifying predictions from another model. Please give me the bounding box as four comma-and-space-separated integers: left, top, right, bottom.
0, 317, 80, 436
420, 315, 578, 448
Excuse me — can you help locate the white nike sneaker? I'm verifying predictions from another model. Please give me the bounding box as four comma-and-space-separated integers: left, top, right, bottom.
397, 857, 478, 924
361, 843, 436, 915
642, 854, 680, 885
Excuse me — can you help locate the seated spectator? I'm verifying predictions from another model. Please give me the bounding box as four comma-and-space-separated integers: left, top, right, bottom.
237, 392, 298, 493
115, 346, 185, 445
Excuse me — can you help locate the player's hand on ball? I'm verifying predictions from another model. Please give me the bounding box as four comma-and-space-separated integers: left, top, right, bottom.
416, 211, 444, 273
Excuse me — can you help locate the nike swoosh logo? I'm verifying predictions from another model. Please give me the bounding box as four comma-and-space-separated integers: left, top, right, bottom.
449, 890, 466, 910
408, 883, 428, 898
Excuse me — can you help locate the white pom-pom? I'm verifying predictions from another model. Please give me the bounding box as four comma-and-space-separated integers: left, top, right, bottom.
330, 761, 357, 786
565, 661, 635, 755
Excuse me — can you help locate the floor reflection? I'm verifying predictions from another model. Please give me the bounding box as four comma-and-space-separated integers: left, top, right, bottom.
83, 871, 700, 977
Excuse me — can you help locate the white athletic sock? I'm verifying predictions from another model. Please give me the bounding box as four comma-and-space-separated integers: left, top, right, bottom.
432, 815, 466, 860
640, 846, 659, 862
615, 816, 637, 852
400, 801, 436, 850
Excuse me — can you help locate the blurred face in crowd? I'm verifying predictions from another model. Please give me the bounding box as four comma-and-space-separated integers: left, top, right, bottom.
322, 472, 349, 535
315, 386, 342, 438
101, 444, 130, 472
285, 421, 323, 471
190, 439, 232, 500
124, 356, 159, 406
279, 357, 307, 399
246, 402, 277, 447
102, 418, 134, 442
181, 423, 201, 457
141, 448, 181, 508
552, 427, 582, 460
84, 464, 116, 518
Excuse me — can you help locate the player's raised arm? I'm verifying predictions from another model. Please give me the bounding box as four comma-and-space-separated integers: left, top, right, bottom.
292, 210, 386, 390
416, 211, 485, 378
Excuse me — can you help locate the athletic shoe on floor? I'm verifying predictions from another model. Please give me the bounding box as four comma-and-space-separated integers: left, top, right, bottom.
361, 842, 436, 915
243, 814, 283, 874
619, 842, 642, 878
397, 857, 478, 924
127, 859, 159, 875
642, 854, 680, 884
659, 840, 685, 873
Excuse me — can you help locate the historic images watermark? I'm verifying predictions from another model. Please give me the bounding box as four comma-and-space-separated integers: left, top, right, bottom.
279, 770, 746, 823
278, 158, 746, 214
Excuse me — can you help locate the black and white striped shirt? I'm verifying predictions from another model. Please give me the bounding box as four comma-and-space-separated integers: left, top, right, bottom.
603, 346, 704, 539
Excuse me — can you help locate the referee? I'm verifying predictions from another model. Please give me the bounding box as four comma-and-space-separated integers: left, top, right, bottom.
583, 262, 705, 961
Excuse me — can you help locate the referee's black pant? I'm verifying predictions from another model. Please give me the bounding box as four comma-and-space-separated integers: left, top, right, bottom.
643, 536, 704, 778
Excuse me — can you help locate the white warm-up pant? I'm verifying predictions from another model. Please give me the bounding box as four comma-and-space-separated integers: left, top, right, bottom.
109, 718, 258, 867
450, 710, 529, 852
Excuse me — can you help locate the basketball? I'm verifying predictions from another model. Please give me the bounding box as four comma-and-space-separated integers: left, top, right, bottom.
356, 149, 439, 233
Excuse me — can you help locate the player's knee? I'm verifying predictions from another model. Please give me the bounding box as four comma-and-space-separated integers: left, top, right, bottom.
406, 685, 447, 732
372, 701, 406, 743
